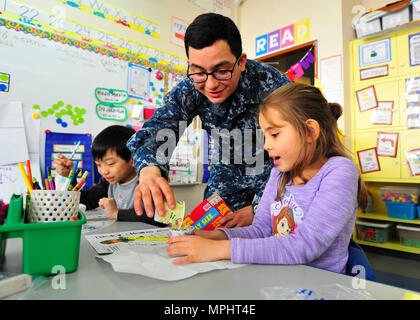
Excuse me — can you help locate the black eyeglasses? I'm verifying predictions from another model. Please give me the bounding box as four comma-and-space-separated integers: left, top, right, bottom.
186, 56, 241, 83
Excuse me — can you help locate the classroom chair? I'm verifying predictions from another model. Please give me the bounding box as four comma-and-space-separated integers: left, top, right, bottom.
346, 239, 376, 282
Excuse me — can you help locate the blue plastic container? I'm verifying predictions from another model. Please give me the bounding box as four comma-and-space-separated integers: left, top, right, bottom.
418, 206, 420, 219
385, 201, 417, 220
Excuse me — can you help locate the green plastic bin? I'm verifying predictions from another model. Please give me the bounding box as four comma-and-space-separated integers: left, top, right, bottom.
0, 194, 86, 275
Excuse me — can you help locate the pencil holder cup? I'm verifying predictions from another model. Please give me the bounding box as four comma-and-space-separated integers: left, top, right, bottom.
28, 190, 81, 223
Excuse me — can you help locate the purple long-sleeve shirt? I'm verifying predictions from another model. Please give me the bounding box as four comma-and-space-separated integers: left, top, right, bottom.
220, 156, 359, 274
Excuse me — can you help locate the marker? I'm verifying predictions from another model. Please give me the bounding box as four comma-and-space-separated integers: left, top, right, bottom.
72, 179, 86, 191
72, 168, 81, 187
26, 160, 34, 189
65, 161, 79, 191
69, 141, 81, 160
32, 177, 41, 190
47, 166, 55, 190
18, 162, 33, 194
45, 178, 50, 190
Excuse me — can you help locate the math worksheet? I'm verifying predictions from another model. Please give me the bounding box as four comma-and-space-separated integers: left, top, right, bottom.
85, 228, 170, 254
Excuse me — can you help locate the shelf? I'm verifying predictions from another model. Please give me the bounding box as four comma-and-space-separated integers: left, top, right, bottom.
357, 211, 420, 225
354, 238, 420, 255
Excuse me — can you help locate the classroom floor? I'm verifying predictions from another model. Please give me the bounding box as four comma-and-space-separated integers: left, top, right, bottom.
362, 245, 420, 294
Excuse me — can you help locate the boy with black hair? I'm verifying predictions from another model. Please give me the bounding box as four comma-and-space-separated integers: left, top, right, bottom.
53, 125, 164, 226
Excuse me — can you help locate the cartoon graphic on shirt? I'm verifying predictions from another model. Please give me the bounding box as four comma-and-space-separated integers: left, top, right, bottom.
271, 193, 304, 237
273, 206, 295, 237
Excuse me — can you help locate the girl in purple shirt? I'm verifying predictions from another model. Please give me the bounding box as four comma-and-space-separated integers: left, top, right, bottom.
167, 82, 368, 274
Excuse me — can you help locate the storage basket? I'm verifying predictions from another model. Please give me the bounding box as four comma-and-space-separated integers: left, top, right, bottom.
28, 190, 80, 223
356, 220, 394, 244
0, 194, 85, 275
396, 225, 420, 249
385, 201, 417, 220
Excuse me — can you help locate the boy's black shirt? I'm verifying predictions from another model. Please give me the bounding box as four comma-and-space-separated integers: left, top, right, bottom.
80, 177, 167, 227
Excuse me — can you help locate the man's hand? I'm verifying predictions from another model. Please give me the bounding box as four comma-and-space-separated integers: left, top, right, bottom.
134, 166, 176, 218
99, 197, 119, 220
52, 153, 74, 177
219, 205, 254, 228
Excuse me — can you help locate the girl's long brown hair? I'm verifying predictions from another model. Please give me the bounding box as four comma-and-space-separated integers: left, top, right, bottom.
260, 83, 367, 210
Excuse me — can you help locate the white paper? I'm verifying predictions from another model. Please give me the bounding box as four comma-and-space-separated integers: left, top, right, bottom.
0, 153, 41, 202
0, 101, 24, 127
98, 246, 246, 281
371, 102, 393, 125
85, 228, 171, 254
0, 101, 29, 166
320, 55, 342, 85
376, 132, 398, 157
358, 148, 380, 173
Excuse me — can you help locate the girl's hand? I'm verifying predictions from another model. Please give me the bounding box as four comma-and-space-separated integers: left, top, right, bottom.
99, 197, 119, 220
166, 235, 231, 265
193, 229, 228, 240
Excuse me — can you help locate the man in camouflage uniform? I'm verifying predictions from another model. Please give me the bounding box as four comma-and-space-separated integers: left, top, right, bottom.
127, 13, 289, 227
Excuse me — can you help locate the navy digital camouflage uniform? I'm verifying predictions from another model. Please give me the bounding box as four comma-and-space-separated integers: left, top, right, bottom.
127, 59, 290, 212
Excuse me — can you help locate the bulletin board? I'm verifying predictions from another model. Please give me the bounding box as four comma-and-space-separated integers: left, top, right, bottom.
0, 17, 201, 184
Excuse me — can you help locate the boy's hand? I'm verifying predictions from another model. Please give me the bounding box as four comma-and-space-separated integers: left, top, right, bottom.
219, 205, 254, 228
52, 153, 74, 177
134, 166, 176, 218
99, 197, 118, 220
166, 235, 231, 264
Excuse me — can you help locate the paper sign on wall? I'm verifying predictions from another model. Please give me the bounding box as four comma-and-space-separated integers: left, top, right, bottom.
171, 16, 188, 48
371, 101, 394, 125
406, 149, 420, 176
376, 132, 399, 157
95, 88, 129, 105
96, 104, 127, 121
356, 85, 378, 112
255, 19, 310, 57
357, 147, 381, 174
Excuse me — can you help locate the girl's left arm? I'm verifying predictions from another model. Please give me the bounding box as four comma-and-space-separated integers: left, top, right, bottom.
230, 160, 359, 265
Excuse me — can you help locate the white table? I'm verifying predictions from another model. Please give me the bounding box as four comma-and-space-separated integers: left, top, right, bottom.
1, 220, 413, 300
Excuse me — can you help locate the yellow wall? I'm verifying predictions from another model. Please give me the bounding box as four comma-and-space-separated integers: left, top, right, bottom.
237, 0, 364, 151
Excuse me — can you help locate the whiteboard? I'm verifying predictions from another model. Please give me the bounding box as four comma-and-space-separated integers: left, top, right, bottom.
0, 21, 175, 140
0, 18, 201, 187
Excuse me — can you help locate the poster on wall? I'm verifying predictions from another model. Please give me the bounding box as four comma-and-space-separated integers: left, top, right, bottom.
360, 65, 389, 81
376, 132, 398, 157
358, 38, 391, 68
371, 101, 394, 125
356, 85, 378, 112
357, 147, 381, 174
409, 32, 420, 67
320, 55, 342, 84
171, 16, 189, 48
406, 77, 420, 129
406, 149, 420, 176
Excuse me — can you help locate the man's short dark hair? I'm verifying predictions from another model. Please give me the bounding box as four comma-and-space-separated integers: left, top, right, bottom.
184, 13, 242, 59
92, 125, 135, 162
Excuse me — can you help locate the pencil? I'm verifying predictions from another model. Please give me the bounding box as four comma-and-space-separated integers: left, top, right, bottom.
18, 162, 33, 194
